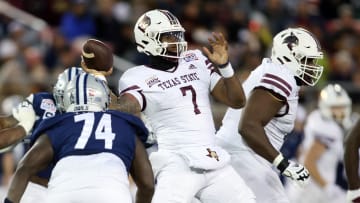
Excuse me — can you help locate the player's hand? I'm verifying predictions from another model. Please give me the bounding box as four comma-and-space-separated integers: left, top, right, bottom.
347, 188, 360, 203
273, 154, 310, 187
282, 160, 310, 187
12, 101, 36, 134
202, 32, 229, 66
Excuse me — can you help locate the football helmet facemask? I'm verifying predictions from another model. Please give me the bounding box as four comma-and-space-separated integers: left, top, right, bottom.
63, 73, 110, 112
318, 84, 351, 124
53, 67, 84, 112
271, 27, 323, 86
134, 9, 187, 59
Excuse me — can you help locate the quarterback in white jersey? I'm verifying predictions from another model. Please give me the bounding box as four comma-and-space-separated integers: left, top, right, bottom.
216, 27, 324, 203
119, 9, 255, 203
288, 84, 354, 203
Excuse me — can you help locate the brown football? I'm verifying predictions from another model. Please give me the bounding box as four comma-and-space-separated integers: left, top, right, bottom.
82, 39, 113, 72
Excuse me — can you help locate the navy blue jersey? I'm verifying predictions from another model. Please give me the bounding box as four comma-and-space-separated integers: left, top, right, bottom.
26, 92, 59, 179
28, 92, 59, 141
32, 110, 148, 172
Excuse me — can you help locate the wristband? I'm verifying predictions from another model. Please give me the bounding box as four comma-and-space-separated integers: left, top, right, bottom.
218, 62, 234, 78
4, 198, 13, 203
272, 153, 289, 173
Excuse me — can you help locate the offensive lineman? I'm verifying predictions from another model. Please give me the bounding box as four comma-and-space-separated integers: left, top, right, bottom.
216, 27, 324, 203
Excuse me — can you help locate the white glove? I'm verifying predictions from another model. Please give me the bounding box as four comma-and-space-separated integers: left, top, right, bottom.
12, 101, 36, 134
347, 188, 360, 203
324, 184, 344, 200
273, 153, 310, 187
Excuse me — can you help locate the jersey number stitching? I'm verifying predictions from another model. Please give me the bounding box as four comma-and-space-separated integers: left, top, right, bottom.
180, 85, 201, 114
74, 113, 116, 149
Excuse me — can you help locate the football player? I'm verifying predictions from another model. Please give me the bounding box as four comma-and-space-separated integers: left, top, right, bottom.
287, 84, 355, 203
0, 67, 83, 202
5, 73, 154, 203
344, 118, 360, 202
216, 27, 324, 203
118, 9, 255, 202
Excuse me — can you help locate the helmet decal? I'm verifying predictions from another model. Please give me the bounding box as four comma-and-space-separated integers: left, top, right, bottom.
138, 15, 151, 33
283, 32, 298, 51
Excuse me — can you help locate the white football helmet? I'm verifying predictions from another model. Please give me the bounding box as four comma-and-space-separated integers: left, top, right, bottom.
318, 84, 351, 124
53, 67, 84, 112
63, 73, 110, 112
271, 27, 323, 86
134, 9, 187, 58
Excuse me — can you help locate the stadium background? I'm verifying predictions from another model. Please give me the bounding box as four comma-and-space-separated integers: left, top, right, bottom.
0, 0, 359, 200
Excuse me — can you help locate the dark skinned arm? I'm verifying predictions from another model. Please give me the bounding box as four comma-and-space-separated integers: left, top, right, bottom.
202, 32, 246, 109
6, 134, 53, 203
344, 119, 360, 190
130, 136, 154, 203
211, 76, 246, 109
0, 115, 18, 130
0, 126, 27, 149
109, 93, 142, 117
239, 88, 285, 163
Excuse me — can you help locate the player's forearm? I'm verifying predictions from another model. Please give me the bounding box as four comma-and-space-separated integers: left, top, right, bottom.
0, 127, 26, 149
135, 188, 154, 203
344, 141, 360, 189
222, 76, 246, 108
304, 161, 326, 187
239, 122, 279, 163
110, 94, 141, 117
6, 168, 31, 203
0, 116, 18, 130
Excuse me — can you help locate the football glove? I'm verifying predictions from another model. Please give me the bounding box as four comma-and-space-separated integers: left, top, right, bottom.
273, 153, 310, 187
347, 188, 360, 203
12, 101, 36, 135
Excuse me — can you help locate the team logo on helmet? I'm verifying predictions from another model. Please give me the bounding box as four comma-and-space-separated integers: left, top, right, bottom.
282, 32, 299, 51
138, 15, 151, 33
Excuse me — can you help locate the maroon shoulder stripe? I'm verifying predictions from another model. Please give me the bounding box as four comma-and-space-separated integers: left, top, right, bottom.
264, 73, 292, 91
261, 79, 290, 96
119, 85, 141, 95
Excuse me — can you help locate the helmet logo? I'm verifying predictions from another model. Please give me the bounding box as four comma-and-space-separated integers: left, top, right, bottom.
138, 15, 151, 33
283, 32, 299, 51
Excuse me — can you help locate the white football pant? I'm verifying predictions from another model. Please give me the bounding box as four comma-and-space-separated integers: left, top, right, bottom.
150, 150, 256, 203
217, 138, 289, 203
45, 153, 132, 203
20, 182, 47, 203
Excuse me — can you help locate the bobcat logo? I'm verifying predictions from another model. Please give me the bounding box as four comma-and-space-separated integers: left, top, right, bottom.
283, 32, 298, 51
206, 148, 219, 161
138, 15, 151, 33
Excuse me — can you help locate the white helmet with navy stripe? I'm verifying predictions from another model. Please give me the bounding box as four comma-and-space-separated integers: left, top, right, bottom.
53, 67, 84, 112
63, 73, 110, 112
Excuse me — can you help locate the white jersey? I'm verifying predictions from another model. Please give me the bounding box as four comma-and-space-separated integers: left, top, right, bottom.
300, 110, 344, 184
217, 58, 300, 151
119, 49, 221, 151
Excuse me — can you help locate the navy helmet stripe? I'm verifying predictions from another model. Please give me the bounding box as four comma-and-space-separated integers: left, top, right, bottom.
68, 67, 72, 81
76, 74, 80, 105
159, 10, 178, 25
83, 73, 88, 104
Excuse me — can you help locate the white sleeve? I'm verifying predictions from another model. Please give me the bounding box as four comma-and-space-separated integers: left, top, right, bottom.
258, 72, 294, 98
118, 72, 145, 110
191, 49, 222, 91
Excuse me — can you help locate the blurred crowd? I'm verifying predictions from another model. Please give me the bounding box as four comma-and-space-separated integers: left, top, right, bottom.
0, 0, 360, 112
0, 0, 360, 192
